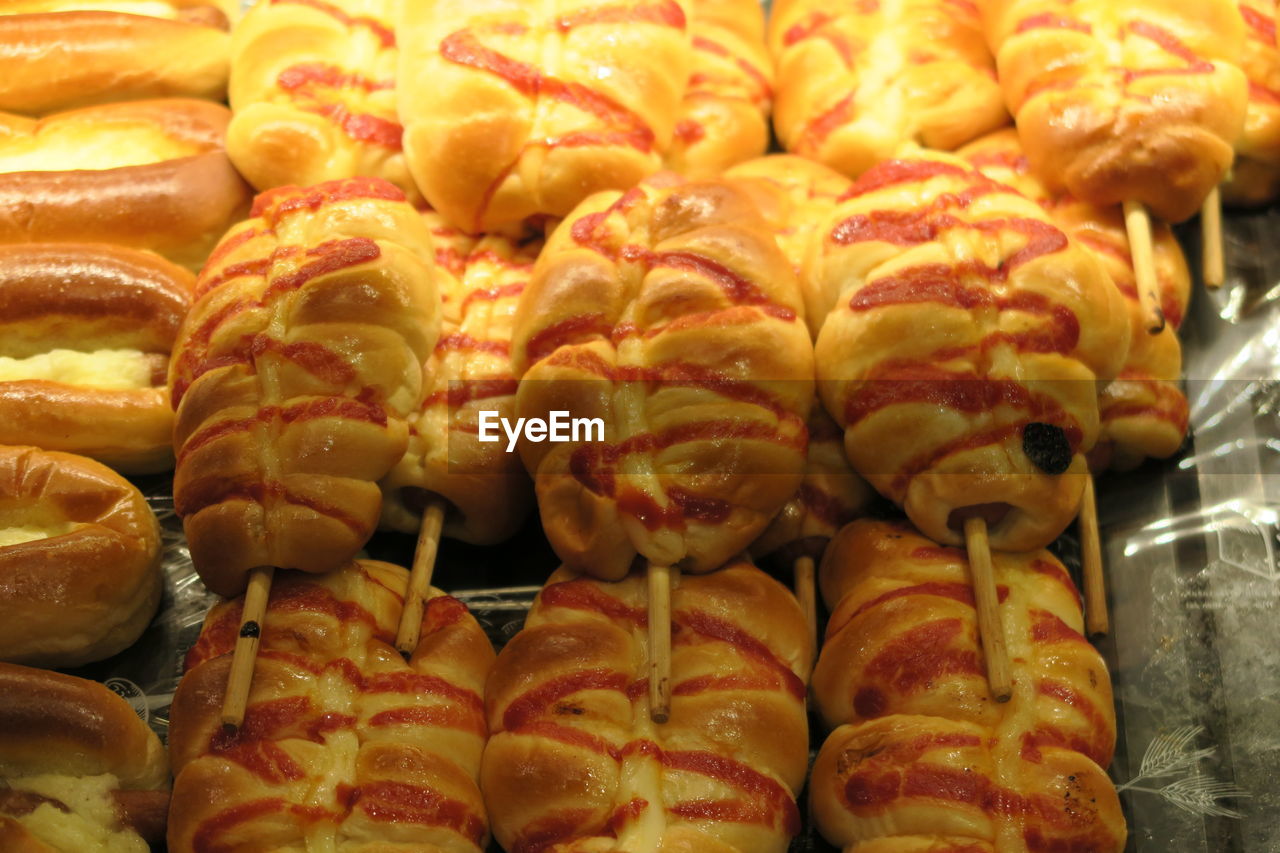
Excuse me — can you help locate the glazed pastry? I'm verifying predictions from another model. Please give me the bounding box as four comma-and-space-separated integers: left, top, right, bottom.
170, 177, 439, 596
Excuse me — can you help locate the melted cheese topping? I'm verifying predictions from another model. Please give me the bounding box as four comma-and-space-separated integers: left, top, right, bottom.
0, 349, 154, 390
0, 524, 70, 547
0, 123, 198, 174
7, 774, 147, 853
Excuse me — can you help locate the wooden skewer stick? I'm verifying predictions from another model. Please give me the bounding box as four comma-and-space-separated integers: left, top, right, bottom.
1079, 475, 1108, 637
794, 555, 818, 657
1201, 186, 1225, 290
963, 518, 1012, 703
648, 563, 675, 724
1122, 200, 1165, 335
221, 566, 274, 730
395, 499, 448, 655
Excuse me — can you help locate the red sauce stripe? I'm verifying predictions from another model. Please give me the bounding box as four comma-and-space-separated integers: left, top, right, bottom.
503, 668, 630, 731
271, 0, 395, 46
353, 780, 486, 845
1242, 4, 1277, 43
678, 609, 806, 701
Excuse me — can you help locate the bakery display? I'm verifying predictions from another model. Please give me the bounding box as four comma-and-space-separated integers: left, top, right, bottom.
810, 518, 1125, 852
665, 0, 774, 178
227, 0, 415, 199
810, 147, 1130, 553
0, 243, 194, 473
168, 559, 494, 853
0, 1, 1260, 848
482, 559, 811, 853
0, 662, 169, 852
769, 0, 1008, 178
0, 446, 161, 668
397, 0, 692, 232
379, 210, 538, 548
0, 1, 236, 115
1227, 0, 1280, 205
512, 172, 814, 580
978, 0, 1247, 223
170, 176, 439, 597
959, 129, 1192, 472
0, 98, 251, 270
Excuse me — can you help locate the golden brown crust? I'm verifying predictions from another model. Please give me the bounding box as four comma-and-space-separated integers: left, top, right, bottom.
770, 0, 1008, 178
170, 178, 439, 597
0, 6, 233, 115
227, 0, 417, 200
512, 174, 814, 579
810, 519, 1124, 853
168, 560, 494, 853
0, 99, 251, 269
0, 662, 167, 789
482, 560, 810, 853
1225, 0, 1280, 205
379, 211, 536, 545
958, 129, 1191, 471
0, 243, 193, 473
981, 0, 1248, 221
0, 446, 161, 668
398, 0, 692, 232
664, 0, 774, 177
811, 147, 1129, 551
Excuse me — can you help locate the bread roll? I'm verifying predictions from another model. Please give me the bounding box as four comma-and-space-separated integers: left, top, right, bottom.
0, 99, 251, 270
1225, 0, 1280, 205
227, 0, 417, 200
769, 0, 1008, 178
0, 1, 235, 114
810, 518, 1124, 853
398, 0, 692, 232
959, 129, 1191, 471
482, 559, 811, 853
0, 243, 193, 473
168, 560, 494, 853
724, 154, 853, 337
512, 173, 814, 580
0, 446, 161, 668
379, 210, 536, 545
811, 147, 1129, 551
749, 408, 873, 564
0, 662, 168, 852
979, 0, 1248, 221
665, 0, 774, 177
170, 177, 439, 597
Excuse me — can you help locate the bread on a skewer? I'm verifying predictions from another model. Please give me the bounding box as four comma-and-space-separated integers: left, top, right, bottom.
168, 560, 494, 853
170, 177, 440, 597
769, 0, 1008, 178
810, 518, 1125, 853
482, 559, 811, 853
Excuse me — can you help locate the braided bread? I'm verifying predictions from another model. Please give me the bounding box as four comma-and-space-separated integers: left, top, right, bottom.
398, 0, 692, 232
959, 129, 1190, 471
482, 559, 811, 853
811, 518, 1124, 853
811, 148, 1129, 551
379, 210, 538, 545
0, 1, 235, 114
512, 174, 813, 580
170, 177, 439, 596
665, 0, 774, 178
1226, 0, 1280, 205
169, 560, 494, 853
979, 0, 1248, 221
769, 0, 1008, 178
227, 0, 417, 200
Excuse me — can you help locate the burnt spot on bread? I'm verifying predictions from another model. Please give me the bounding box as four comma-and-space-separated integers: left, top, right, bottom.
1022, 422, 1072, 475
239, 621, 260, 639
